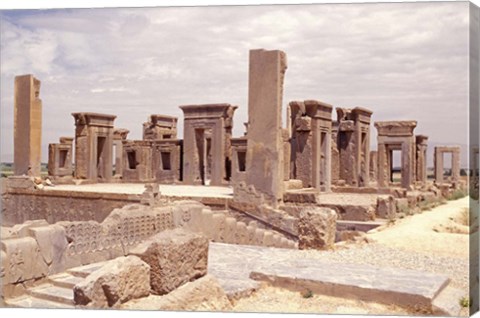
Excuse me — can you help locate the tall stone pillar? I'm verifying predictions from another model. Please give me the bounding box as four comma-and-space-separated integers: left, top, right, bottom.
415, 135, 428, 184
369, 151, 378, 182
14, 74, 42, 176
113, 128, 130, 178
244, 49, 287, 207
434, 147, 444, 184
377, 143, 387, 188
452, 148, 461, 183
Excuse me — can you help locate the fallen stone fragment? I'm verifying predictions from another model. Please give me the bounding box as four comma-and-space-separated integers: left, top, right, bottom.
298, 207, 337, 250
73, 255, 150, 308
129, 228, 208, 295
122, 275, 232, 311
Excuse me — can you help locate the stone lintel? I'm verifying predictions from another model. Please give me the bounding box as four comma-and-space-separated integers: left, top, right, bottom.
231, 137, 247, 148
304, 100, 333, 120
435, 146, 461, 153
180, 103, 238, 120
352, 107, 373, 124
59, 137, 74, 144
374, 121, 417, 136
113, 128, 130, 140
415, 135, 429, 144
72, 112, 116, 128
147, 115, 178, 128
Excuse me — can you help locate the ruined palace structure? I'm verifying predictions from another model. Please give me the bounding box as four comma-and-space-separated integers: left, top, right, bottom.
434, 146, 461, 185
332, 107, 372, 187
375, 121, 417, 190
14, 75, 42, 176
13, 50, 463, 196
180, 104, 236, 186
289, 100, 333, 192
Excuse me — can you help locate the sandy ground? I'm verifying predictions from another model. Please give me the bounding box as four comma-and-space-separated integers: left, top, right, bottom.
229, 196, 473, 316
232, 284, 412, 315
367, 196, 471, 258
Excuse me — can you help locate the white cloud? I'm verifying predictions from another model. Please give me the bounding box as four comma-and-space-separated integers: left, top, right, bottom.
0, 2, 471, 167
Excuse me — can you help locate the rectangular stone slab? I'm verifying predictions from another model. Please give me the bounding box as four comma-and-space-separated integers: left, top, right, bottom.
250, 260, 450, 309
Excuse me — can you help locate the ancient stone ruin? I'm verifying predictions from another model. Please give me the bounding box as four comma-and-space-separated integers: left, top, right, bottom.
14, 75, 42, 177
2, 49, 470, 316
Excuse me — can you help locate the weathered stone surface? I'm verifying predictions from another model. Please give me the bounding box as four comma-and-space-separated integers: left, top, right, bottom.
298, 207, 337, 250
434, 146, 461, 185
122, 275, 232, 311
431, 286, 464, 317
129, 228, 208, 295
335, 205, 376, 221
5, 176, 34, 190
375, 121, 417, 190
180, 104, 237, 186
14, 75, 42, 177
73, 255, 150, 308
1, 236, 48, 284
250, 260, 450, 310
28, 225, 69, 274
395, 198, 410, 214
238, 49, 287, 207
72, 112, 116, 182
376, 195, 396, 219
334, 107, 372, 187
284, 179, 303, 190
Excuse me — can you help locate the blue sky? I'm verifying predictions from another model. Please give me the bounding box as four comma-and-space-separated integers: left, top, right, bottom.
0, 2, 471, 166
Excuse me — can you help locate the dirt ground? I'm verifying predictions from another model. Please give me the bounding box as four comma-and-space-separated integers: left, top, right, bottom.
230, 196, 474, 316
367, 196, 472, 258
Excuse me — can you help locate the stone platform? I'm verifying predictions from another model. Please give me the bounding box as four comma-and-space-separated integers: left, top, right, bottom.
44, 183, 233, 198
208, 242, 460, 315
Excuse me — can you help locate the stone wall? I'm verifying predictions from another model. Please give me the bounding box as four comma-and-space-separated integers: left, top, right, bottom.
1, 189, 140, 226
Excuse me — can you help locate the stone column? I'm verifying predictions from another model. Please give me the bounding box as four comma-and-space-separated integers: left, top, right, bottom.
415, 135, 428, 184
377, 143, 387, 187
245, 49, 287, 207
182, 120, 197, 185
113, 128, 129, 178
434, 147, 444, 184
452, 148, 461, 183
401, 138, 414, 189
14, 74, 42, 176
211, 118, 225, 186
369, 151, 378, 182
307, 100, 333, 192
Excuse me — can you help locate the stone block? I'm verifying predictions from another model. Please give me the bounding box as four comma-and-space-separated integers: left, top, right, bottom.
254, 228, 265, 246
295, 116, 311, 132
235, 222, 248, 245
1, 237, 48, 284
246, 225, 256, 245
6, 176, 34, 190
395, 198, 410, 214
122, 275, 232, 311
337, 205, 375, 221
11, 219, 49, 237
211, 213, 227, 242
129, 228, 208, 295
224, 217, 237, 244
28, 225, 69, 275
73, 255, 150, 308
284, 179, 304, 190
298, 207, 337, 250
376, 195, 396, 220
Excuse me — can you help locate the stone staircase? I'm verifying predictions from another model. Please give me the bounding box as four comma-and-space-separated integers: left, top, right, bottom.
5, 262, 108, 309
